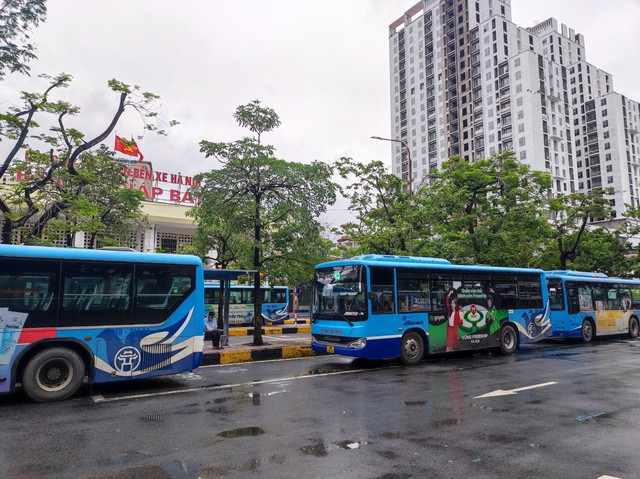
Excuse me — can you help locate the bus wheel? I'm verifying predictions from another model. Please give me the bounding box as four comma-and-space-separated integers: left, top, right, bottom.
629, 317, 639, 339
581, 319, 594, 343
22, 348, 85, 402
400, 331, 424, 366
499, 324, 518, 355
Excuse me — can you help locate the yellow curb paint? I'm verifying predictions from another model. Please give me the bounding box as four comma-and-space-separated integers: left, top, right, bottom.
264, 327, 282, 334
228, 329, 248, 337
282, 345, 314, 359
299, 346, 315, 357
282, 346, 302, 359
219, 350, 252, 364
296, 326, 311, 333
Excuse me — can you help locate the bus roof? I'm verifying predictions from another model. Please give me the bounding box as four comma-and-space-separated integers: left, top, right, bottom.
316, 254, 544, 274
0, 244, 202, 266
202, 269, 257, 281
545, 270, 640, 284
353, 254, 451, 265
545, 270, 608, 278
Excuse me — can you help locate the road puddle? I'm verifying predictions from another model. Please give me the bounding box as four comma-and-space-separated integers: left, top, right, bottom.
217, 426, 265, 438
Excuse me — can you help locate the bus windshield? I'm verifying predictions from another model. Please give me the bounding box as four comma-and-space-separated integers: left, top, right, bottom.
313, 265, 367, 322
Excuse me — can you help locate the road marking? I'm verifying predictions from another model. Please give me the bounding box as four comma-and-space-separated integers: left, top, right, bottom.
597, 476, 621, 479
91, 365, 396, 403
574, 411, 605, 422
474, 381, 557, 399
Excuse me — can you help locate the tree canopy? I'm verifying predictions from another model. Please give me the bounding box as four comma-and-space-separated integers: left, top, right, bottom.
0, 73, 174, 245
334, 156, 413, 255
335, 151, 639, 275
193, 100, 337, 345
0, 0, 47, 80
416, 153, 553, 266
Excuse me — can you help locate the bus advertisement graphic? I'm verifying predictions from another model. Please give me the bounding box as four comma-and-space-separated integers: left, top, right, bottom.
428, 287, 504, 353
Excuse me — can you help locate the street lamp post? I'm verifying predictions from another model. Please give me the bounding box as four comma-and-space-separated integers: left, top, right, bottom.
371, 135, 413, 254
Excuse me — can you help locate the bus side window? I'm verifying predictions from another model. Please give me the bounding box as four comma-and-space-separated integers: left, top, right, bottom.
518, 276, 543, 309
397, 268, 430, 313
606, 288, 618, 310
229, 291, 242, 304
591, 285, 606, 311
631, 286, 640, 309
492, 276, 518, 309
370, 267, 395, 315
566, 282, 580, 314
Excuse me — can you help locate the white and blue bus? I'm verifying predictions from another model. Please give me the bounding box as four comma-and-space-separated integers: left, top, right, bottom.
311, 255, 551, 365
0, 244, 205, 402
204, 283, 289, 325
546, 270, 640, 342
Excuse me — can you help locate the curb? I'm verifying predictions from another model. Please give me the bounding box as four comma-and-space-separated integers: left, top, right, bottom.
202, 344, 319, 366
228, 325, 311, 336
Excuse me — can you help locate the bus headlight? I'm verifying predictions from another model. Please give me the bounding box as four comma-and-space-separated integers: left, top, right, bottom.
346, 338, 367, 349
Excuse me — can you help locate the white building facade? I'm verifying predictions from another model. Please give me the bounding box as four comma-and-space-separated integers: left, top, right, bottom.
388, 0, 640, 219
0, 160, 199, 252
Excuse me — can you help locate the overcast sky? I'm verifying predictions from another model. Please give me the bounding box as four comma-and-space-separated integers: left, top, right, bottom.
2, 0, 639, 227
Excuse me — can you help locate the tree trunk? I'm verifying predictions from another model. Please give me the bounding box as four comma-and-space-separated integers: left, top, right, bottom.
557, 237, 567, 270
252, 202, 263, 346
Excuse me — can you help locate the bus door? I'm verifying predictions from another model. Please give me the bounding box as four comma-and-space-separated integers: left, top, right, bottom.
395, 267, 431, 336
429, 274, 462, 353
547, 277, 566, 333
369, 267, 396, 318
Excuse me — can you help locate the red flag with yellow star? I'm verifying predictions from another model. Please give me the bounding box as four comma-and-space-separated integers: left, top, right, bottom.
114, 135, 144, 161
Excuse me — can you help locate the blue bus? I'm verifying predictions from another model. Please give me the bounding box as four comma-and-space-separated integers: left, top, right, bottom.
204, 283, 289, 325
0, 244, 205, 402
546, 270, 640, 342
311, 255, 551, 364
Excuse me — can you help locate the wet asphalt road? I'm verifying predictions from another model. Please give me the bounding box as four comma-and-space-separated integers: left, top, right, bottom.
1, 338, 640, 479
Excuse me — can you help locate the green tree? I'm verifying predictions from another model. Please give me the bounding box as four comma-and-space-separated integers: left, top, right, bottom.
565, 227, 632, 277
0, 74, 174, 244
196, 100, 337, 345
334, 156, 413, 255
0, 0, 47, 80
417, 152, 553, 266
548, 189, 614, 269
19, 145, 148, 247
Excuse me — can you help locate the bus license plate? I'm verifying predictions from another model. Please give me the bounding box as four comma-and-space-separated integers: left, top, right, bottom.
327, 346, 334, 353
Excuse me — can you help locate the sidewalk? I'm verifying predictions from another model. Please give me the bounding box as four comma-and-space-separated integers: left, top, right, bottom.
202, 323, 319, 366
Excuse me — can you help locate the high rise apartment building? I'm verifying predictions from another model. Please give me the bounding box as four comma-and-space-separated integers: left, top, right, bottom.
388, 0, 640, 220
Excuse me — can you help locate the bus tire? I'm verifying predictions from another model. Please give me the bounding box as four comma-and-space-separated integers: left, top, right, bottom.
22, 348, 85, 402
499, 324, 518, 355
581, 319, 594, 343
400, 331, 424, 366
629, 317, 639, 339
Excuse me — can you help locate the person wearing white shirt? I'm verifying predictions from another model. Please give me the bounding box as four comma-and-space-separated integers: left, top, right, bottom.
204, 311, 222, 349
